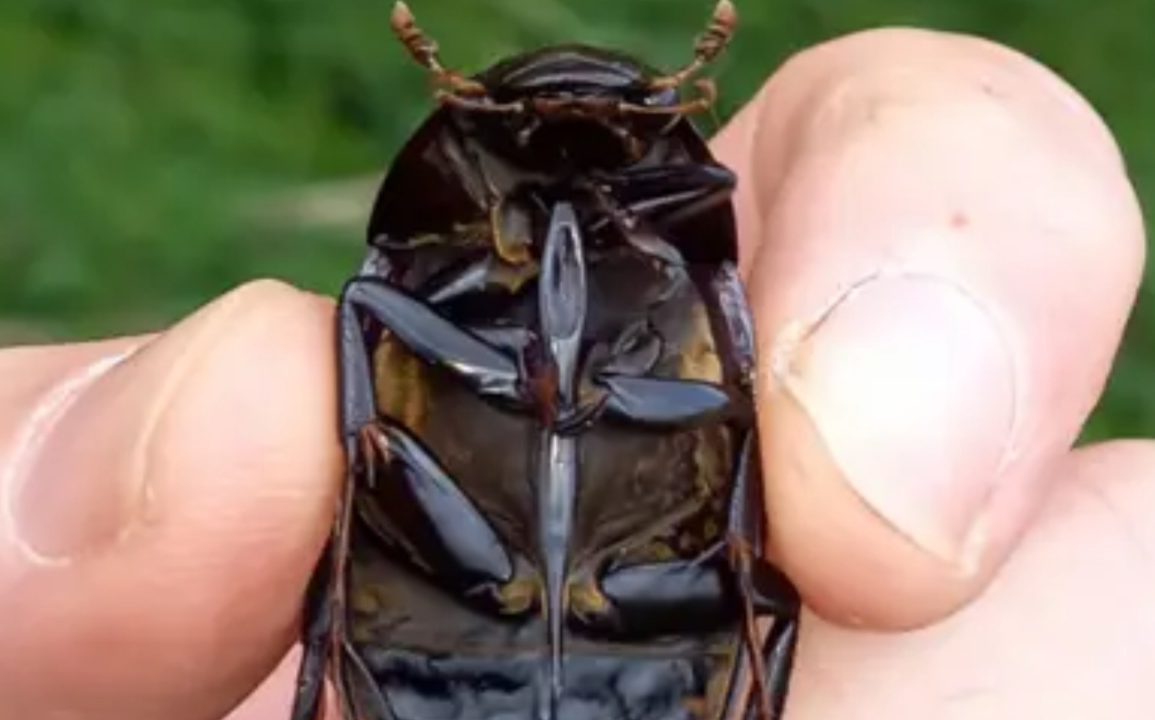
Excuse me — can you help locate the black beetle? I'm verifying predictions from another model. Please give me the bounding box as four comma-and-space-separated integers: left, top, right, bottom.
292, 2, 800, 718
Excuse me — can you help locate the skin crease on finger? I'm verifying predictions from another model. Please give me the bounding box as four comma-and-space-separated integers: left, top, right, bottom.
788, 441, 1155, 719
710, 29, 1145, 629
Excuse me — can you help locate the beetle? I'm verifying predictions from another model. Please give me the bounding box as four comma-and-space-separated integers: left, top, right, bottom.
291, 2, 800, 719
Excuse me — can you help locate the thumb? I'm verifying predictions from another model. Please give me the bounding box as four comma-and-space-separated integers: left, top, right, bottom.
714, 30, 1144, 628
0, 280, 340, 720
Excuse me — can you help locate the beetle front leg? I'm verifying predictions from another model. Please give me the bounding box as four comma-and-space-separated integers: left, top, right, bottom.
341, 276, 527, 407
598, 162, 735, 230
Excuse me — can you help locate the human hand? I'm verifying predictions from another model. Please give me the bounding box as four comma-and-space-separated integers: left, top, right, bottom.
0, 29, 1149, 720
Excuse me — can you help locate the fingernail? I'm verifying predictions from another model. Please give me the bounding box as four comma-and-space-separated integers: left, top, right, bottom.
4, 346, 150, 565
777, 273, 1017, 565
6, 289, 247, 564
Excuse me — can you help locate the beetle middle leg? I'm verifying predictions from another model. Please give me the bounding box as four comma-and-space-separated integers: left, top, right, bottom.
595, 162, 735, 232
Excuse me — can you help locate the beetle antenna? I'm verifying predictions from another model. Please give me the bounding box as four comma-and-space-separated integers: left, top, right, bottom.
390, 1, 487, 96
651, 0, 738, 91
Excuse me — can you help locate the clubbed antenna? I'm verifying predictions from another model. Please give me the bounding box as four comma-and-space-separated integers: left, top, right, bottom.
651, 0, 739, 90
390, 1, 485, 95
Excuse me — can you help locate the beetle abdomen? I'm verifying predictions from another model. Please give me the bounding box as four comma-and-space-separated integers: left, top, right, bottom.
347, 522, 742, 720
364, 648, 736, 720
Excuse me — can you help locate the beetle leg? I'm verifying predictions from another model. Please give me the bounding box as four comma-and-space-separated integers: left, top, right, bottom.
597, 374, 749, 428
341, 276, 527, 407
291, 422, 358, 720
291, 300, 379, 720
338, 639, 399, 720
748, 570, 800, 720
596, 163, 736, 231
576, 273, 746, 427
290, 538, 338, 720
584, 179, 690, 266
724, 431, 801, 720
583, 543, 735, 637
420, 253, 539, 306
354, 418, 518, 607
705, 261, 758, 392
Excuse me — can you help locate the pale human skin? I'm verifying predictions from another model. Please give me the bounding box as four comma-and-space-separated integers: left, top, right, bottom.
0, 29, 1151, 720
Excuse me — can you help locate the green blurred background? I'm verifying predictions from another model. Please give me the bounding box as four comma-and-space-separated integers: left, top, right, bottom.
1, 0, 1152, 438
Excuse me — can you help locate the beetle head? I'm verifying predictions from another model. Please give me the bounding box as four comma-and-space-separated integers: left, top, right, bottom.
390, 1, 736, 169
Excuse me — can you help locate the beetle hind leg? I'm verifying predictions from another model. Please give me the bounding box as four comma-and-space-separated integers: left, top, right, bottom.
716, 435, 800, 720
720, 432, 801, 720
289, 552, 335, 720
290, 430, 359, 720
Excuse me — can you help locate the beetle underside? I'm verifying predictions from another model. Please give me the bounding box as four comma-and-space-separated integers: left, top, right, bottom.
290, 3, 800, 719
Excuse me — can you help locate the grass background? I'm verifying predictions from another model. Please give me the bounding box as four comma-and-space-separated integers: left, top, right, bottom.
1, 0, 1151, 439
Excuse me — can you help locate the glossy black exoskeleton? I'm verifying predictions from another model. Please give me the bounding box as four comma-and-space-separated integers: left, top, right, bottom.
293, 2, 800, 719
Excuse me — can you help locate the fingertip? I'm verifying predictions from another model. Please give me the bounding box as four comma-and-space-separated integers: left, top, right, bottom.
0, 280, 341, 719
715, 29, 1144, 628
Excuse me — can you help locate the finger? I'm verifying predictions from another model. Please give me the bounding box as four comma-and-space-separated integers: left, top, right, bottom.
711, 29, 1145, 627
788, 440, 1155, 718
225, 647, 339, 720
0, 280, 341, 720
